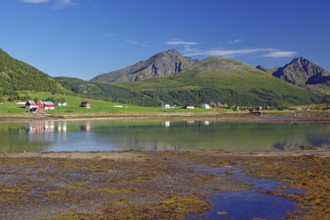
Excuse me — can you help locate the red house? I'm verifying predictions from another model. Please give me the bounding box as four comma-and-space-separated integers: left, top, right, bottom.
43, 101, 55, 110
80, 102, 91, 108
25, 101, 55, 110
25, 101, 39, 109
185, 103, 195, 109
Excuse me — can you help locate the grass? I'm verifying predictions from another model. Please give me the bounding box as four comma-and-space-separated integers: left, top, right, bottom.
0, 92, 228, 116
114, 67, 325, 107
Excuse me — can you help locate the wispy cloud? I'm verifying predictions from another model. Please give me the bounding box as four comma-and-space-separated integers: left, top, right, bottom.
103, 33, 116, 37
123, 39, 148, 47
166, 40, 199, 46
184, 48, 274, 57
263, 51, 297, 58
184, 48, 297, 59
21, 0, 49, 3
227, 39, 243, 44
52, 0, 76, 9
21, 0, 76, 8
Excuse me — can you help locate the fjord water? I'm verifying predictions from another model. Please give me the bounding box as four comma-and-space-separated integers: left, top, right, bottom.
0, 119, 329, 152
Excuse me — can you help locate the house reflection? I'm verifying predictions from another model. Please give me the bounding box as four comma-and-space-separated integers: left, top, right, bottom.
25, 121, 93, 134
202, 121, 210, 126
80, 121, 91, 132
161, 121, 171, 127
26, 121, 67, 134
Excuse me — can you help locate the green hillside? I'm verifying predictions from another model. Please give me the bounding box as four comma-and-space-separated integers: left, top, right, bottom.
0, 49, 70, 96
56, 77, 157, 106
113, 58, 328, 107
59, 58, 329, 108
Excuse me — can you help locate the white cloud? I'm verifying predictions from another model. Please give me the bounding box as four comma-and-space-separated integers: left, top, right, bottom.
21, 0, 49, 3
52, 0, 76, 9
21, 0, 76, 8
227, 39, 243, 44
166, 40, 199, 46
184, 48, 275, 57
263, 51, 297, 58
184, 48, 298, 59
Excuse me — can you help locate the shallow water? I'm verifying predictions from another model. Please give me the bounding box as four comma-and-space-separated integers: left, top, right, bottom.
186, 165, 299, 220
0, 119, 329, 152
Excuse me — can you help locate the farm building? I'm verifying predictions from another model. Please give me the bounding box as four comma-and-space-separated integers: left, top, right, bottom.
25, 101, 39, 109
80, 102, 91, 108
161, 104, 171, 109
43, 101, 55, 110
25, 101, 55, 110
201, 104, 211, 109
185, 103, 195, 109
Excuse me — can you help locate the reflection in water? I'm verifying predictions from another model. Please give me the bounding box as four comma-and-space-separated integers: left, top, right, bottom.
0, 120, 329, 152
202, 121, 210, 126
26, 121, 68, 134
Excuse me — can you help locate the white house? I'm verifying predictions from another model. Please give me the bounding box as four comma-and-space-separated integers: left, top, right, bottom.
201, 104, 211, 109
43, 101, 55, 110
161, 104, 171, 109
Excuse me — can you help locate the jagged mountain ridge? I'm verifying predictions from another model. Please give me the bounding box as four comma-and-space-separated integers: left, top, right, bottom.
91, 49, 195, 82
257, 57, 330, 94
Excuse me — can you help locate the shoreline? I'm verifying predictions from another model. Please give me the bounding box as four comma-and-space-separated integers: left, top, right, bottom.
0, 149, 329, 219
0, 111, 329, 123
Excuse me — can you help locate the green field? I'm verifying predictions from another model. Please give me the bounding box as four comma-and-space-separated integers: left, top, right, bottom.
0, 92, 227, 116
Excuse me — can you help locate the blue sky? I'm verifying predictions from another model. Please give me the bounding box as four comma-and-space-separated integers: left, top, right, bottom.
0, 0, 329, 80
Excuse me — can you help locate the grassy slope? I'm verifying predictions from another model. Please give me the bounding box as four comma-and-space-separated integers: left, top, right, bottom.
114, 59, 325, 107
0, 92, 221, 116
56, 58, 328, 108
0, 49, 69, 94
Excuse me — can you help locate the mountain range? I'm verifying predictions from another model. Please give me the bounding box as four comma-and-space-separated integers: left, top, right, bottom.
0, 48, 329, 107
60, 49, 329, 107
257, 57, 330, 94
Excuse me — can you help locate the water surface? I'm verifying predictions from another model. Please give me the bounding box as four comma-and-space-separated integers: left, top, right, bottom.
0, 119, 329, 152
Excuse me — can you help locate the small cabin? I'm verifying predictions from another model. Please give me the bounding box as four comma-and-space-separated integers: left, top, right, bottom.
25, 101, 38, 109
185, 103, 195, 109
161, 104, 171, 109
80, 102, 91, 108
43, 101, 55, 110
201, 104, 211, 109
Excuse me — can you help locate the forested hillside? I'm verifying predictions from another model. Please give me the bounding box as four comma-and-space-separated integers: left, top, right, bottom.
0, 49, 69, 96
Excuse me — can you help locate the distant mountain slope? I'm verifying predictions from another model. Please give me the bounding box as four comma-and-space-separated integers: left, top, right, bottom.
59, 50, 329, 107
56, 77, 156, 106
0, 48, 69, 94
109, 57, 328, 107
91, 49, 195, 82
257, 57, 330, 94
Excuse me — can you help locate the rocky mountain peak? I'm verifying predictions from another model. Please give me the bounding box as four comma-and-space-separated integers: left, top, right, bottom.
257, 57, 330, 94
91, 49, 195, 82
284, 57, 324, 76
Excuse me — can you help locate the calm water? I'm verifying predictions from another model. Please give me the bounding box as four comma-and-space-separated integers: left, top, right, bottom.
0, 119, 329, 152
186, 165, 302, 220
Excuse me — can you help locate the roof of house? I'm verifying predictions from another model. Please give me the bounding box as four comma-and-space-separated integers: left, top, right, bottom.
26, 100, 37, 105
43, 101, 55, 105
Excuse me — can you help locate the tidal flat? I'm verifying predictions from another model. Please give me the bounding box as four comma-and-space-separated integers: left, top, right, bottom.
0, 149, 329, 220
